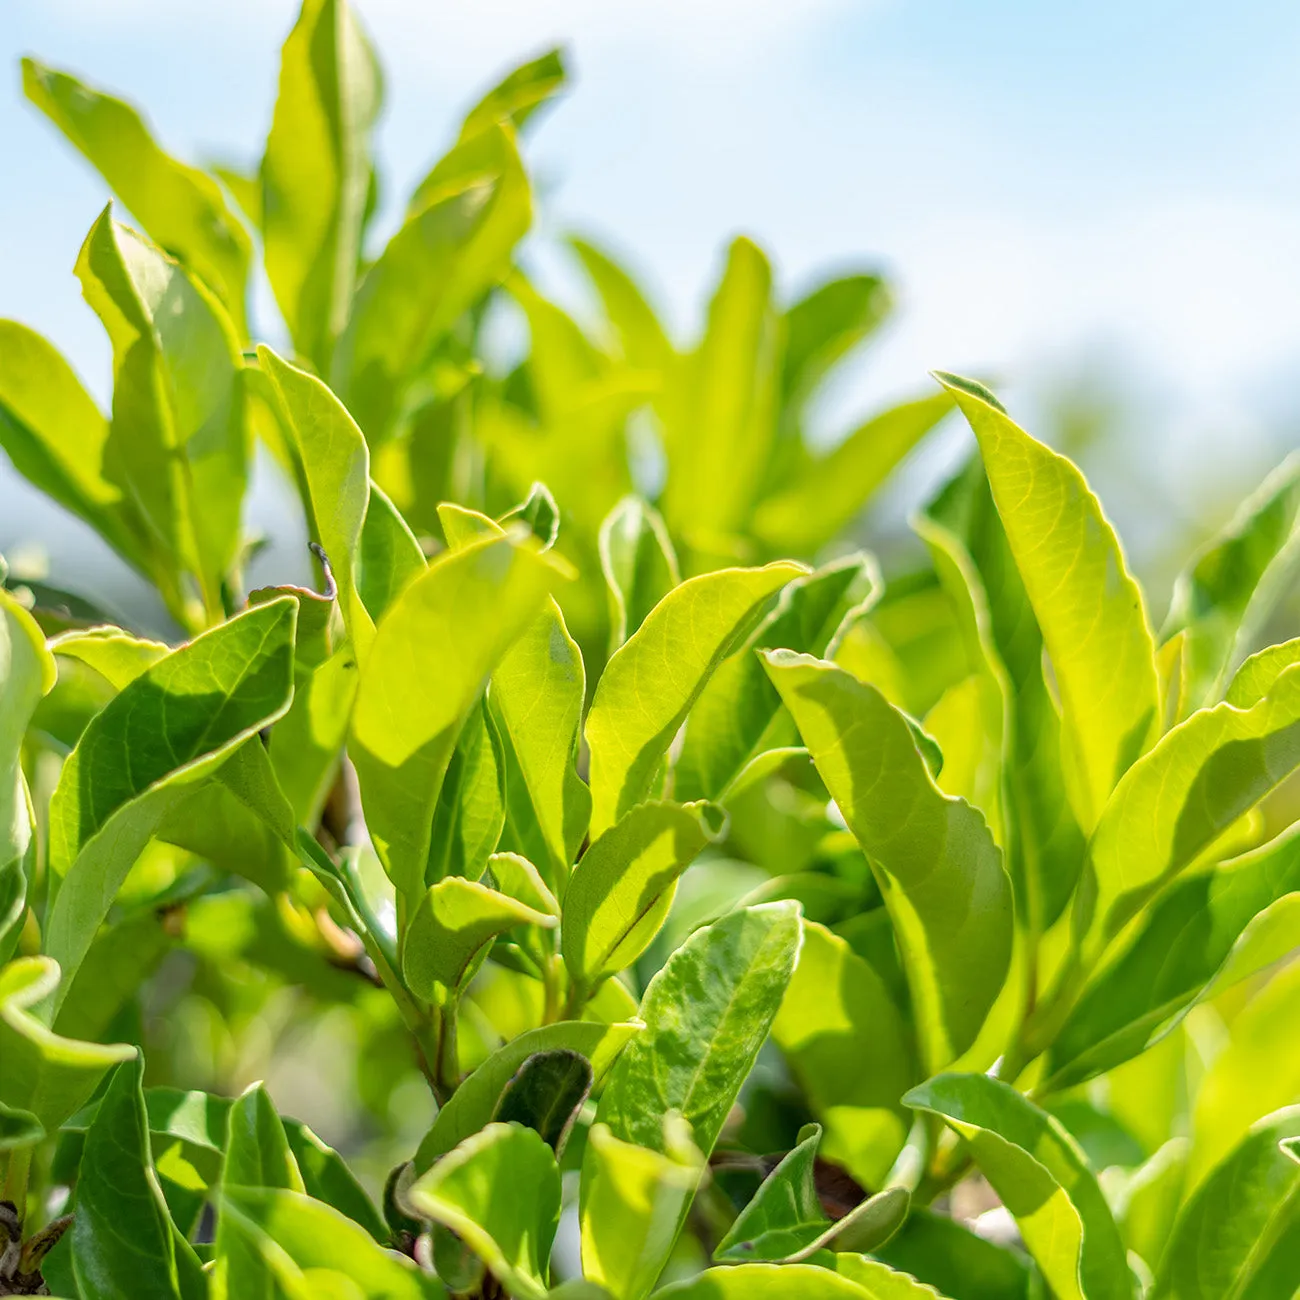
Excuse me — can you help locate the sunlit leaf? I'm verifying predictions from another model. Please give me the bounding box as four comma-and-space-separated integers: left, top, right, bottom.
764, 650, 1013, 1070
262, 0, 382, 369
585, 561, 803, 834
938, 372, 1159, 833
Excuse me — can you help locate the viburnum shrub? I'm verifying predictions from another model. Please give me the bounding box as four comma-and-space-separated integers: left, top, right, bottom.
1, 7, 1300, 1300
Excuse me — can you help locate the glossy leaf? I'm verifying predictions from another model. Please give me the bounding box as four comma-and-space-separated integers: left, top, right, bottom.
598, 496, 680, 652
44, 598, 297, 1004
77, 207, 247, 620
1153, 1106, 1300, 1299
72, 1056, 206, 1300
585, 561, 803, 834
23, 58, 250, 330
594, 901, 801, 1164
753, 393, 953, 555
1226, 635, 1300, 707
0, 591, 55, 962
416, 1019, 642, 1170
427, 700, 507, 882
655, 1262, 901, 1298
580, 1116, 704, 1300
262, 0, 381, 369
772, 922, 914, 1186
918, 455, 1084, 934
493, 1048, 592, 1156
407, 1122, 560, 1300
875, 1208, 1039, 1300
939, 372, 1159, 832
905, 1073, 1130, 1300
0, 958, 133, 1133
259, 346, 374, 648
1162, 452, 1300, 712
216, 1186, 443, 1299
764, 650, 1013, 1069
357, 481, 427, 623
1079, 661, 1300, 958
402, 876, 555, 1001
51, 627, 168, 690
676, 553, 878, 802
1047, 821, 1300, 1090
563, 800, 723, 990
225, 1084, 304, 1193
349, 531, 563, 902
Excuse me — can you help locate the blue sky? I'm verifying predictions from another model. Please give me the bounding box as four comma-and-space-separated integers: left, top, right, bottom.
4, 0, 1300, 612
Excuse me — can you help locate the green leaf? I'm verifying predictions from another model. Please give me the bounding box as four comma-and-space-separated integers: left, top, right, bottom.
676, 554, 878, 802
282, 1121, 386, 1242
579, 1116, 704, 1300
258, 346, 374, 649
1047, 821, 1300, 1090
764, 651, 1013, 1070
0, 591, 55, 961
918, 455, 1085, 934
349, 531, 563, 903
662, 238, 778, 540
23, 58, 251, 332
407, 1122, 561, 1300
43, 598, 298, 1004
585, 562, 804, 834
500, 481, 562, 550
402, 876, 555, 1000
491, 599, 590, 891
0, 321, 151, 574
593, 901, 800, 1163
51, 627, 169, 690
457, 47, 567, 140
598, 496, 680, 653
0, 1099, 42, 1151
77, 208, 247, 621
938, 371, 1159, 832
753, 393, 953, 555
493, 1049, 592, 1156
262, 0, 382, 369
780, 272, 891, 407
214, 1085, 304, 1300
875, 1207, 1039, 1300
1162, 452, 1300, 712
569, 238, 676, 377
1226, 636, 1300, 707
1187, 958, 1300, 1189
826, 1257, 954, 1298
654, 1262, 899, 1298
714, 1123, 908, 1264
216, 1187, 443, 1299
771, 922, 914, 1187
415, 1019, 642, 1170
225, 1084, 304, 1192
333, 125, 530, 442
1078, 662, 1300, 960
358, 482, 427, 623
905, 1073, 1129, 1300
1153, 1106, 1300, 1299
72, 1056, 206, 1300
563, 800, 723, 990
427, 700, 507, 882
